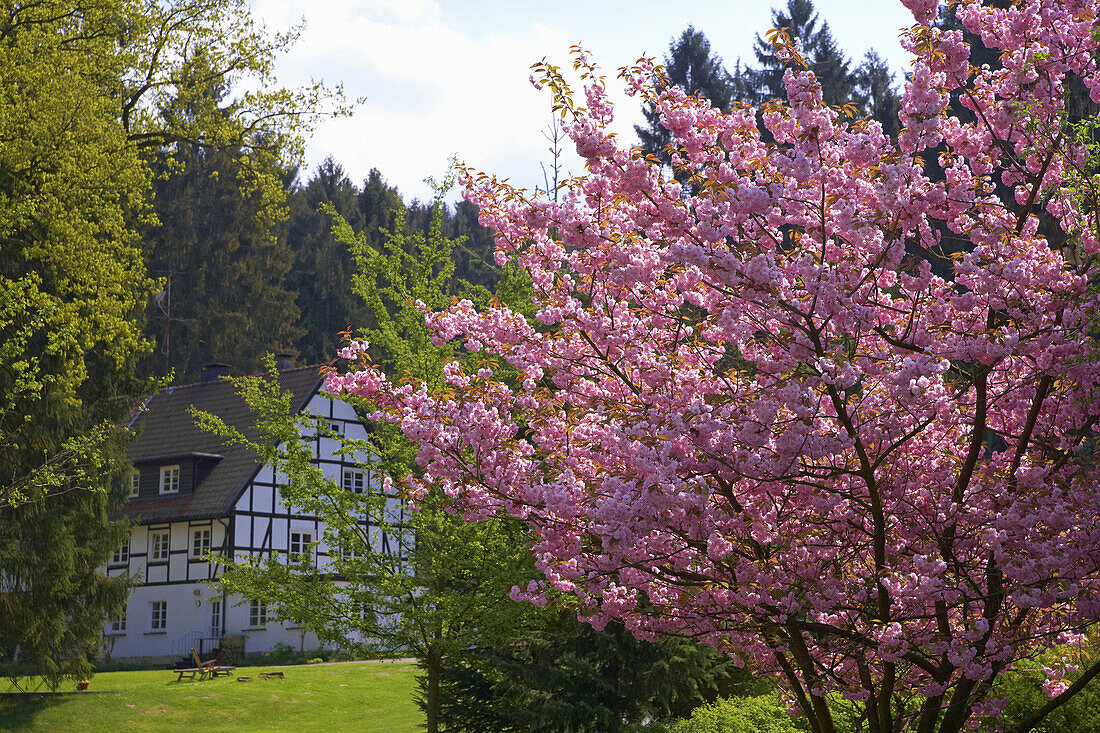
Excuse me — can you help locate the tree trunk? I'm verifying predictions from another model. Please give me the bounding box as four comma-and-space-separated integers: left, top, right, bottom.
424, 643, 442, 733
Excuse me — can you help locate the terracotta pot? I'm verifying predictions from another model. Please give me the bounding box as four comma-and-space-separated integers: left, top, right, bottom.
77, 680, 89, 691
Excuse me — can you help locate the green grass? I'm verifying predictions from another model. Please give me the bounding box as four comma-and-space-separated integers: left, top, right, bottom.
0, 661, 421, 732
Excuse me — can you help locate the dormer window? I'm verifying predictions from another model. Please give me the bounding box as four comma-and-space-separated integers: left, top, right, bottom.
159, 465, 180, 494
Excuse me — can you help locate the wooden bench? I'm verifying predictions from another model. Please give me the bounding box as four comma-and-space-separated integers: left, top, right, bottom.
172, 649, 235, 682
209, 665, 236, 678
173, 666, 204, 682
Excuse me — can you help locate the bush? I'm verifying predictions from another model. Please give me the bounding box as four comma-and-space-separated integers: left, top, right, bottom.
663, 695, 802, 733
991, 645, 1100, 733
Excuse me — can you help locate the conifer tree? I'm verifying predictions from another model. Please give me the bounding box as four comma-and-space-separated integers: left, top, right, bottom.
636, 26, 736, 166
286, 158, 368, 366
736, 0, 853, 107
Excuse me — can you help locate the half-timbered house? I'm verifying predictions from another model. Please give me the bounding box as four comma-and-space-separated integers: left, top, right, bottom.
103, 363, 386, 663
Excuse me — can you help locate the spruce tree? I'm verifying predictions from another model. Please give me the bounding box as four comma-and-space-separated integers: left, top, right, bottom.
146, 67, 302, 381
636, 26, 736, 166
737, 0, 853, 107
286, 158, 368, 365
852, 50, 902, 139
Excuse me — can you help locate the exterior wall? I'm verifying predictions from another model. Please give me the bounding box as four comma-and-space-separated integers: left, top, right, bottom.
104, 390, 384, 662
102, 580, 319, 663
230, 392, 405, 567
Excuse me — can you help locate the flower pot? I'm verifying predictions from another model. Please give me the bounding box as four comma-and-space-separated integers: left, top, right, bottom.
76, 680, 89, 691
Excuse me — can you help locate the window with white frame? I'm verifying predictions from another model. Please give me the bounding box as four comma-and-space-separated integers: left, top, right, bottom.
127, 469, 140, 498
328, 421, 341, 434
150, 601, 167, 631
191, 528, 211, 557
110, 538, 129, 565
150, 529, 170, 561
210, 599, 221, 636
290, 531, 313, 561
342, 468, 365, 494
159, 464, 180, 494
110, 605, 127, 633
249, 599, 267, 627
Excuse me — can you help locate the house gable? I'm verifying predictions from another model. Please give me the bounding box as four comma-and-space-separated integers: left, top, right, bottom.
124, 366, 323, 523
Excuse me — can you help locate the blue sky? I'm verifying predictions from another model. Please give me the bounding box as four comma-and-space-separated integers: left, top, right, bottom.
251, 0, 917, 202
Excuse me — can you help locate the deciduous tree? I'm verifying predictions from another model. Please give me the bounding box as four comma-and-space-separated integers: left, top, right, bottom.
327, 2, 1100, 731
199, 197, 534, 733
0, 0, 342, 688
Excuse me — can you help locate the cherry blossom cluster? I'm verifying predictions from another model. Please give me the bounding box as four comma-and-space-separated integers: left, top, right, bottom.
326, 1, 1100, 729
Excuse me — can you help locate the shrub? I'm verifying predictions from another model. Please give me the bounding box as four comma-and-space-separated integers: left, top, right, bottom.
663, 695, 802, 733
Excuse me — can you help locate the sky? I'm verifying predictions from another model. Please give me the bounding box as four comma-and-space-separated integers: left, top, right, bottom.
250, 0, 918, 203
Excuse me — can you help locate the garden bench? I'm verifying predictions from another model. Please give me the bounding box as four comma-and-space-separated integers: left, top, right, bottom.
172, 649, 235, 682
173, 666, 204, 682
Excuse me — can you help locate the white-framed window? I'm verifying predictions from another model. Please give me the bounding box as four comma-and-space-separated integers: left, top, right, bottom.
249, 599, 267, 627
290, 531, 313, 561
150, 529, 170, 561
127, 469, 140, 498
151, 601, 167, 631
328, 421, 342, 434
210, 599, 222, 636
159, 465, 180, 494
342, 468, 365, 494
191, 528, 211, 557
110, 605, 127, 633
111, 538, 129, 565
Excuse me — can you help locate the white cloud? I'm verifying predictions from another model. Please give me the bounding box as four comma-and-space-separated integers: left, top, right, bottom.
252, 0, 645, 202
249, 0, 914, 203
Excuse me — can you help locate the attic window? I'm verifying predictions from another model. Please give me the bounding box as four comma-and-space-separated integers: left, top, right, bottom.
127, 469, 139, 498
159, 465, 180, 494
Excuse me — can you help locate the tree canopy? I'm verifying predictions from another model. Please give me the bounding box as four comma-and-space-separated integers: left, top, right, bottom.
0, 0, 342, 687
326, 2, 1100, 731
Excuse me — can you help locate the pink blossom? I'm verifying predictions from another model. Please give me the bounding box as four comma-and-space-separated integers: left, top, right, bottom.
334, 7, 1100, 731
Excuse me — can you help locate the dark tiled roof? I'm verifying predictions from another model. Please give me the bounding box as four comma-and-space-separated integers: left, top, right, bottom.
124, 366, 324, 523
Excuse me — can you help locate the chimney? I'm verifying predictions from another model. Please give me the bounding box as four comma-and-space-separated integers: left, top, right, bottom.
200, 363, 232, 383
275, 353, 296, 371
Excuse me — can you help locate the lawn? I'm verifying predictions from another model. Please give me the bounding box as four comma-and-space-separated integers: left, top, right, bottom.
0, 660, 421, 732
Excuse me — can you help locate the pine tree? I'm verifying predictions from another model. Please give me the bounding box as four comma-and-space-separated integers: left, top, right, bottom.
636, 26, 736, 166
737, 0, 853, 107
286, 158, 368, 365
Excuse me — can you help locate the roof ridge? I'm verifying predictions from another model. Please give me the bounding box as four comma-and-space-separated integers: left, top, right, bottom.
162, 364, 328, 392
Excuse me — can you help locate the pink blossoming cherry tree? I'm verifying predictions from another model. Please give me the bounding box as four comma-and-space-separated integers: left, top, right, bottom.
327, 1, 1100, 730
